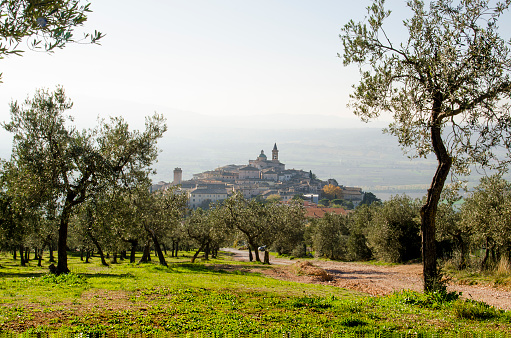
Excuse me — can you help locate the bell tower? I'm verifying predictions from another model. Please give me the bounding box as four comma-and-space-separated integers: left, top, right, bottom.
272, 143, 279, 162
173, 167, 182, 185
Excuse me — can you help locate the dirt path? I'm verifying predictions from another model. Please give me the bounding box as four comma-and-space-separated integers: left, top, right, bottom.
221, 248, 511, 311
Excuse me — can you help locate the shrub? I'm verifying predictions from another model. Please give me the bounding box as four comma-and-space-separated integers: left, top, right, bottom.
39, 273, 87, 287
452, 299, 499, 320
389, 289, 460, 309
367, 195, 421, 263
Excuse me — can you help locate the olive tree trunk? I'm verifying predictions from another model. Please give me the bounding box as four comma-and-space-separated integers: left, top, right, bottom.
86, 228, 108, 266
421, 116, 452, 292
138, 240, 151, 264
191, 244, 205, 263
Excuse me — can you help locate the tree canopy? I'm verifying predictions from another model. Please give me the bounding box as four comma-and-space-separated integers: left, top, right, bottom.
2, 87, 167, 274
0, 0, 103, 81
341, 0, 511, 291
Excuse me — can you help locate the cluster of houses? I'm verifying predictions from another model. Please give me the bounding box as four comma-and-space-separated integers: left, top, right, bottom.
152, 144, 364, 211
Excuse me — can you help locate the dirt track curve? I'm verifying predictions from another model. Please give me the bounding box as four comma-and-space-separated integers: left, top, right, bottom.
221, 248, 511, 311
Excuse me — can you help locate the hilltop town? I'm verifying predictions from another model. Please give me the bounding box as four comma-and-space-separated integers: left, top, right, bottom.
153, 144, 364, 210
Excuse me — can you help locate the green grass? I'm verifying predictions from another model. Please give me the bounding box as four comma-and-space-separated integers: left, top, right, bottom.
0, 251, 510, 336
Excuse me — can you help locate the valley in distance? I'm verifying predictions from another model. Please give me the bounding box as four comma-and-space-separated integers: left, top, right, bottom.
153, 123, 441, 201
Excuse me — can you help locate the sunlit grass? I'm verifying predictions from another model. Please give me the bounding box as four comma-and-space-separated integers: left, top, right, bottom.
0, 251, 510, 335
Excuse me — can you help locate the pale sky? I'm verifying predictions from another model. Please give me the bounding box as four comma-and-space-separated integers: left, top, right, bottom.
0, 0, 389, 133
2, 0, 509, 174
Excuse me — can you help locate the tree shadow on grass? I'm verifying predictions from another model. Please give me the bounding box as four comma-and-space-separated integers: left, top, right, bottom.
171, 262, 268, 277
0, 271, 45, 278
79, 272, 135, 279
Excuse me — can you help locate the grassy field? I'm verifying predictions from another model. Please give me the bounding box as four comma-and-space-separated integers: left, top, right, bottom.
0, 251, 510, 336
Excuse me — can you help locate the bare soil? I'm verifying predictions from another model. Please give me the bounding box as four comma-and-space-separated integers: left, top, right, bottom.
222, 248, 511, 311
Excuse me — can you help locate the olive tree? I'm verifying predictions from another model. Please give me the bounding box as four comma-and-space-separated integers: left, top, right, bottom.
3, 87, 167, 274
222, 192, 268, 263
268, 201, 307, 258
367, 195, 421, 263
311, 212, 350, 260
0, 1, 103, 81
132, 186, 188, 267
341, 0, 511, 291
460, 175, 511, 270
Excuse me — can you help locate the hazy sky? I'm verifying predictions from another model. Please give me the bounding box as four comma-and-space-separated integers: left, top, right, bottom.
2, 1, 509, 170
0, 1, 399, 133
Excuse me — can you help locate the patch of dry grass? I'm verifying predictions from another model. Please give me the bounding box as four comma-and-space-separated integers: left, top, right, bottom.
291, 261, 333, 282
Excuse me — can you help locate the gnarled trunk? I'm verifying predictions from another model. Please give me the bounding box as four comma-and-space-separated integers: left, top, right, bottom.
37, 248, 43, 267
129, 240, 137, 263
143, 222, 167, 266
138, 240, 151, 264
56, 205, 72, 274
249, 241, 261, 262
263, 251, 270, 265
86, 229, 108, 266
175, 240, 179, 257
204, 242, 210, 260
19, 245, 25, 266
453, 234, 468, 269
421, 114, 452, 292
152, 234, 167, 266
191, 244, 205, 263
49, 244, 55, 263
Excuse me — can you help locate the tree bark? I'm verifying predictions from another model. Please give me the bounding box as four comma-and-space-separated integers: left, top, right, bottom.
248, 246, 253, 262
454, 234, 467, 269
204, 242, 210, 260
421, 114, 452, 292
19, 245, 25, 266
250, 241, 261, 262
56, 205, 72, 274
481, 237, 494, 271
112, 252, 118, 264
143, 222, 167, 266
86, 229, 108, 266
129, 240, 137, 263
138, 240, 151, 264
37, 249, 43, 267
49, 244, 55, 263
151, 233, 168, 266
191, 244, 205, 263
264, 251, 270, 265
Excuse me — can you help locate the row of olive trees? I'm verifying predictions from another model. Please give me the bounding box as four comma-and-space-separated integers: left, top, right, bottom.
1, 89, 509, 271
172, 193, 306, 264
0, 87, 168, 273
437, 175, 511, 271
309, 195, 421, 263
310, 174, 511, 271
65, 191, 308, 266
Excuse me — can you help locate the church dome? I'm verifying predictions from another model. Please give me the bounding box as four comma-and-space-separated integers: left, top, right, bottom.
258, 150, 267, 159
